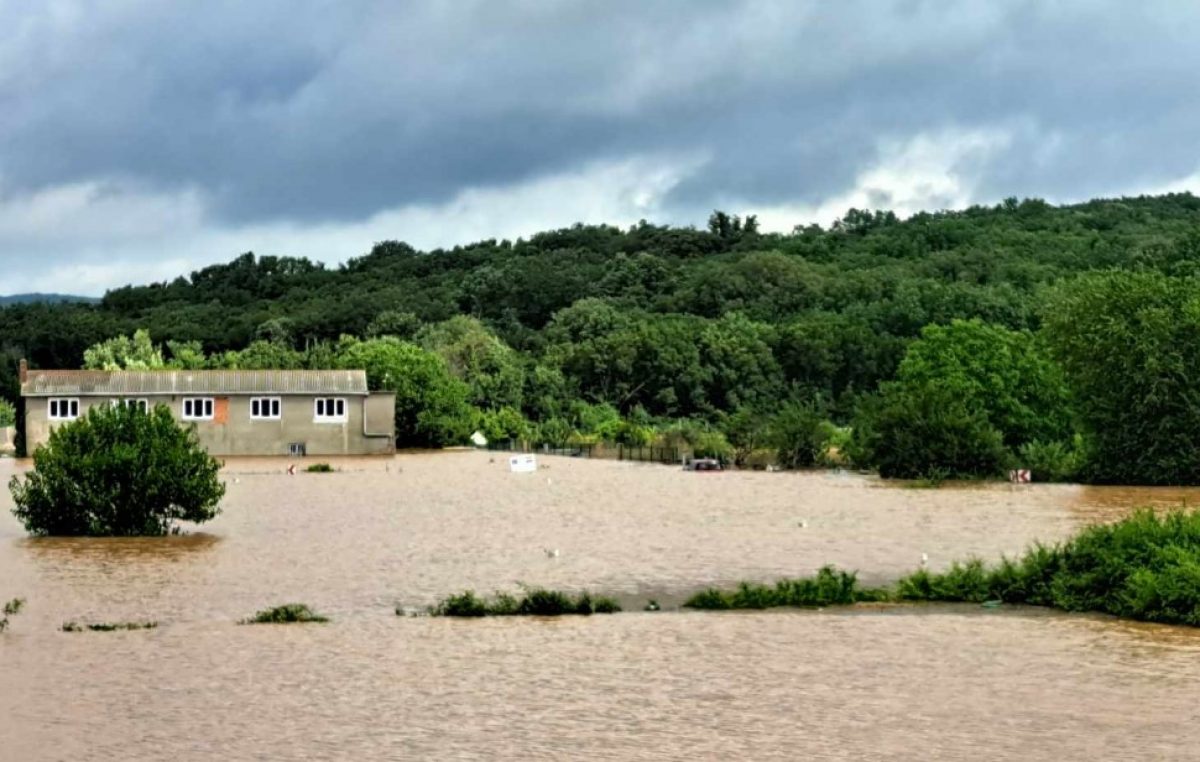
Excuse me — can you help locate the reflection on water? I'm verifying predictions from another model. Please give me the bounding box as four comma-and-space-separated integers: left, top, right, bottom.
20, 532, 222, 561
2, 452, 1200, 760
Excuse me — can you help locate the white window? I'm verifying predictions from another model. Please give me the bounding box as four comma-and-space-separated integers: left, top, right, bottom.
314, 397, 347, 422
111, 398, 149, 412
250, 397, 282, 420
48, 398, 80, 420
182, 397, 215, 421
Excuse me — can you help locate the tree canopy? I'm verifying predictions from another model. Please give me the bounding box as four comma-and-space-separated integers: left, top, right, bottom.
5, 193, 1200, 480
9, 404, 225, 536
1042, 270, 1200, 484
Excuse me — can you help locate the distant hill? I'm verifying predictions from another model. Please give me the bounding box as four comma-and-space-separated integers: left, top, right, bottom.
0, 293, 99, 306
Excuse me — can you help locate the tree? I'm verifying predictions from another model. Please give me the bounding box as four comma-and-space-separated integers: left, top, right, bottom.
0, 399, 13, 428
699, 312, 783, 414
1042, 271, 1200, 484
477, 406, 533, 444
852, 319, 1070, 478
365, 310, 422, 339
890, 319, 1071, 449
82, 329, 165, 370
254, 317, 295, 345
215, 340, 305, 370
9, 404, 224, 536
415, 316, 527, 410
768, 401, 831, 469
166, 340, 209, 369
336, 337, 475, 447
851, 388, 1010, 479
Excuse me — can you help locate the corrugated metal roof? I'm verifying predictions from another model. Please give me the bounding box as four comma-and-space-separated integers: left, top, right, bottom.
22, 369, 370, 396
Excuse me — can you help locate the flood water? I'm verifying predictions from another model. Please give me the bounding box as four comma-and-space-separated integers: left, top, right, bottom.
2, 451, 1200, 760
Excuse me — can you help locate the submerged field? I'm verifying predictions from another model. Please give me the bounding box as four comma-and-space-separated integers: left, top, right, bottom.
3, 451, 1200, 760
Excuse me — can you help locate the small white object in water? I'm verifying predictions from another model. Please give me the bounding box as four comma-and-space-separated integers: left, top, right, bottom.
547, 477, 553, 485
797, 519, 807, 528
920, 552, 929, 566
544, 548, 560, 559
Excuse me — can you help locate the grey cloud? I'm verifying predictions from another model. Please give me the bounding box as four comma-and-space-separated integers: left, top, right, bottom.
1, 0, 1200, 232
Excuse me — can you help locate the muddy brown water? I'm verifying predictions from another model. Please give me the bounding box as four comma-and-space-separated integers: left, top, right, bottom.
2, 451, 1200, 760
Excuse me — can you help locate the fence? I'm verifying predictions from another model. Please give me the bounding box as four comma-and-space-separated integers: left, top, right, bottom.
487, 439, 682, 465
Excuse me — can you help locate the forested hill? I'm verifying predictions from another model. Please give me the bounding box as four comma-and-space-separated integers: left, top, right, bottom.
5, 193, 1199, 388
4, 193, 1200, 482
0, 293, 99, 306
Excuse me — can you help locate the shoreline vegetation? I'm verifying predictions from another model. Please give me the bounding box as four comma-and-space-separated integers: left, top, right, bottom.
428, 588, 621, 617
61, 620, 157, 632
240, 603, 330, 624
686, 508, 1200, 627
0, 597, 25, 633
9, 509, 1200, 632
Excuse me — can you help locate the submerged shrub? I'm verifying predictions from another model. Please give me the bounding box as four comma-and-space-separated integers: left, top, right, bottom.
61, 620, 157, 632
895, 508, 1200, 626
305, 463, 335, 473
518, 588, 575, 615
434, 591, 488, 617
683, 588, 732, 610
431, 588, 621, 617
684, 567, 885, 610
241, 603, 329, 624
896, 560, 993, 602
9, 404, 224, 536
0, 597, 24, 633
1017, 439, 1083, 483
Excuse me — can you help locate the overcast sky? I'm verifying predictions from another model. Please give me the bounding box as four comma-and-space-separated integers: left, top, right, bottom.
2, 0, 1199, 295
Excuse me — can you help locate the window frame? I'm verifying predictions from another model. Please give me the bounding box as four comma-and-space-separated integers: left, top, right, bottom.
48, 397, 80, 421
313, 397, 348, 423
111, 398, 149, 412
250, 396, 282, 421
181, 397, 215, 421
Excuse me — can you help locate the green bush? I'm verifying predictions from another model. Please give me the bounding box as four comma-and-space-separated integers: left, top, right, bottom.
741, 448, 777, 470
895, 508, 1200, 626
852, 389, 1011, 479
1042, 271, 1200, 484
851, 319, 1072, 479
0, 399, 14, 428
336, 336, 476, 448
434, 591, 488, 617
1016, 439, 1083, 483
535, 417, 575, 447
654, 420, 733, 461
684, 566, 886, 610
431, 588, 621, 617
478, 406, 533, 444
61, 620, 158, 632
768, 401, 831, 469
690, 430, 733, 461
9, 404, 225, 536
305, 463, 334, 473
569, 402, 622, 438
0, 597, 24, 633
240, 603, 329, 624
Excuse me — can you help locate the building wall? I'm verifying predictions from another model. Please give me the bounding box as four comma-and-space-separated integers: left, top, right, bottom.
23, 394, 395, 456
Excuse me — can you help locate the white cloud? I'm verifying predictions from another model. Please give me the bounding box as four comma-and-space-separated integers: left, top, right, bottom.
751, 126, 1014, 230
0, 151, 707, 295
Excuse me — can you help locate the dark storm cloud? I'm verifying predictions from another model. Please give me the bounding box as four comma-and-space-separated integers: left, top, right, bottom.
2, 0, 1200, 231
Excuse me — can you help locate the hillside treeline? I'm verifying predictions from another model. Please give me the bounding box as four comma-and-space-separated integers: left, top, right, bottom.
4, 193, 1200, 483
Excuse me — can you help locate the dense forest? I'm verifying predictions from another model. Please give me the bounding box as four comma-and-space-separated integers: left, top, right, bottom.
4, 193, 1200, 483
